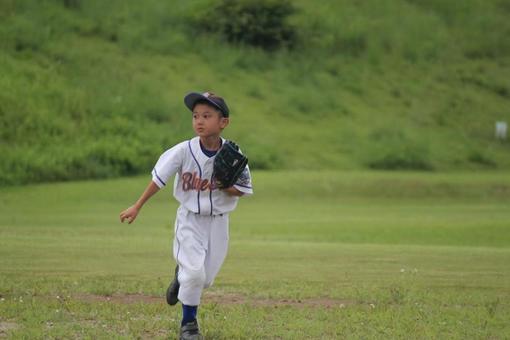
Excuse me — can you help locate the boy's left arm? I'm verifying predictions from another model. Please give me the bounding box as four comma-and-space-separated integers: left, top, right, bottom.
231, 165, 253, 196
222, 186, 244, 196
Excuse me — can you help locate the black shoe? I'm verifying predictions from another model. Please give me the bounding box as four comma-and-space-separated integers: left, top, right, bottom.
166, 265, 180, 305
179, 319, 203, 340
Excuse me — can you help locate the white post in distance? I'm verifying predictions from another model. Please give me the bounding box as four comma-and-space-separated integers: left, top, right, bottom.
495, 121, 507, 140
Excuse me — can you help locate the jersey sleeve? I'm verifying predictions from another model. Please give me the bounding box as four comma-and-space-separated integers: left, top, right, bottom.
233, 164, 253, 195
151, 142, 185, 188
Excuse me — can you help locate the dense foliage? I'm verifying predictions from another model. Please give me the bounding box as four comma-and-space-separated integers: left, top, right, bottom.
198, 0, 297, 50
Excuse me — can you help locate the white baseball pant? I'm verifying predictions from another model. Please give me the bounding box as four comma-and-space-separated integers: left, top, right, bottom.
173, 205, 229, 306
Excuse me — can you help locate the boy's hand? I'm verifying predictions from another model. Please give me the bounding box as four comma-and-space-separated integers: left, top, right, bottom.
120, 205, 139, 224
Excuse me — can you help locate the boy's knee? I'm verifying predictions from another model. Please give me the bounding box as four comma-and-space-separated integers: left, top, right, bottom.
179, 268, 206, 287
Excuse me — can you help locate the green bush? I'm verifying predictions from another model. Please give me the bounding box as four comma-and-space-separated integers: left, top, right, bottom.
364, 129, 434, 171
243, 144, 284, 170
468, 149, 497, 168
63, 0, 81, 9
197, 0, 297, 50
0, 139, 160, 186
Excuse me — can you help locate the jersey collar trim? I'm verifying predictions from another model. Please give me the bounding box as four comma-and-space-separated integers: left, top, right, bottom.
191, 137, 225, 163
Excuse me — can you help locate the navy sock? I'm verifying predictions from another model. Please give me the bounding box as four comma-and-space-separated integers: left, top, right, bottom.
181, 304, 198, 326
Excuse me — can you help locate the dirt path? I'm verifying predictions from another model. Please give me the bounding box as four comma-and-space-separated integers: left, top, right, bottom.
72, 291, 355, 308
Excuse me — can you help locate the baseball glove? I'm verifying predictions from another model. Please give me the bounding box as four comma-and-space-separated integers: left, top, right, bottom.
213, 140, 248, 189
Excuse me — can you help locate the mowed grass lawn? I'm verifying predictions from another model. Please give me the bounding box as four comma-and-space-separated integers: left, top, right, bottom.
1, 171, 509, 339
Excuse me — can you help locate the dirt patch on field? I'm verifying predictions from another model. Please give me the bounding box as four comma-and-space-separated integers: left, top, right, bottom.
205, 291, 354, 308
0, 321, 18, 337
73, 292, 354, 308
73, 293, 162, 304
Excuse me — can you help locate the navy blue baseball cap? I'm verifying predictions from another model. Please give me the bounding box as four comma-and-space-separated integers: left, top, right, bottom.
184, 91, 230, 117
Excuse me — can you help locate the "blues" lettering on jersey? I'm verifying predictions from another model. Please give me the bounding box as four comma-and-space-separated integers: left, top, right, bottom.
181, 171, 218, 192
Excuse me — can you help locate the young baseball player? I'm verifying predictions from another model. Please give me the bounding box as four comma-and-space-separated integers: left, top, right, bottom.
119, 91, 253, 340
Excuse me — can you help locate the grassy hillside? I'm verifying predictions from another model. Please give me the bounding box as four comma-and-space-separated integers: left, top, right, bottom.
1, 0, 510, 185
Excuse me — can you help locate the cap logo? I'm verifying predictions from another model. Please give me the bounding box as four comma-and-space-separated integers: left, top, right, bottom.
203, 92, 211, 98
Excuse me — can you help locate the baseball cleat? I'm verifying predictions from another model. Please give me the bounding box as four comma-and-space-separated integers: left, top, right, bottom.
179, 319, 203, 340
166, 265, 180, 305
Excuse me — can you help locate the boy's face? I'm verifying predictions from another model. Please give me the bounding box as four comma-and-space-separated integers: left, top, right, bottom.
192, 103, 229, 138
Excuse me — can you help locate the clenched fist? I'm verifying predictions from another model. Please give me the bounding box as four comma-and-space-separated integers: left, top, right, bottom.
119, 205, 140, 224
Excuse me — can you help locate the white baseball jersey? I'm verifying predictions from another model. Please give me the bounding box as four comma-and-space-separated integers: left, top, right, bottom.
151, 136, 253, 215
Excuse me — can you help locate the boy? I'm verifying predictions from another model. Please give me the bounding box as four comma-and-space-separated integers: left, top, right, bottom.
119, 92, 253, 340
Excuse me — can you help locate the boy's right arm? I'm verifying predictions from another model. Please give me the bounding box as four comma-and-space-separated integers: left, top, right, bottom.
119, 181, 160, 224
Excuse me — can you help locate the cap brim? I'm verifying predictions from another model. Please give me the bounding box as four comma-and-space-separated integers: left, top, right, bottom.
184, 92, 225, 115
184, 93, 204, 112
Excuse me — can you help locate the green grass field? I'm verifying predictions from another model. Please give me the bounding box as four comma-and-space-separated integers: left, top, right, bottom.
1, 171, 509, 339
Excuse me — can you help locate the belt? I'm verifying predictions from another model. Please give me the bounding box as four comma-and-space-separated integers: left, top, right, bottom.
193, 212, 224, 217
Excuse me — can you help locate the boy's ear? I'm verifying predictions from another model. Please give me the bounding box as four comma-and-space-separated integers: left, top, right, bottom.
220, 117, 230, 129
